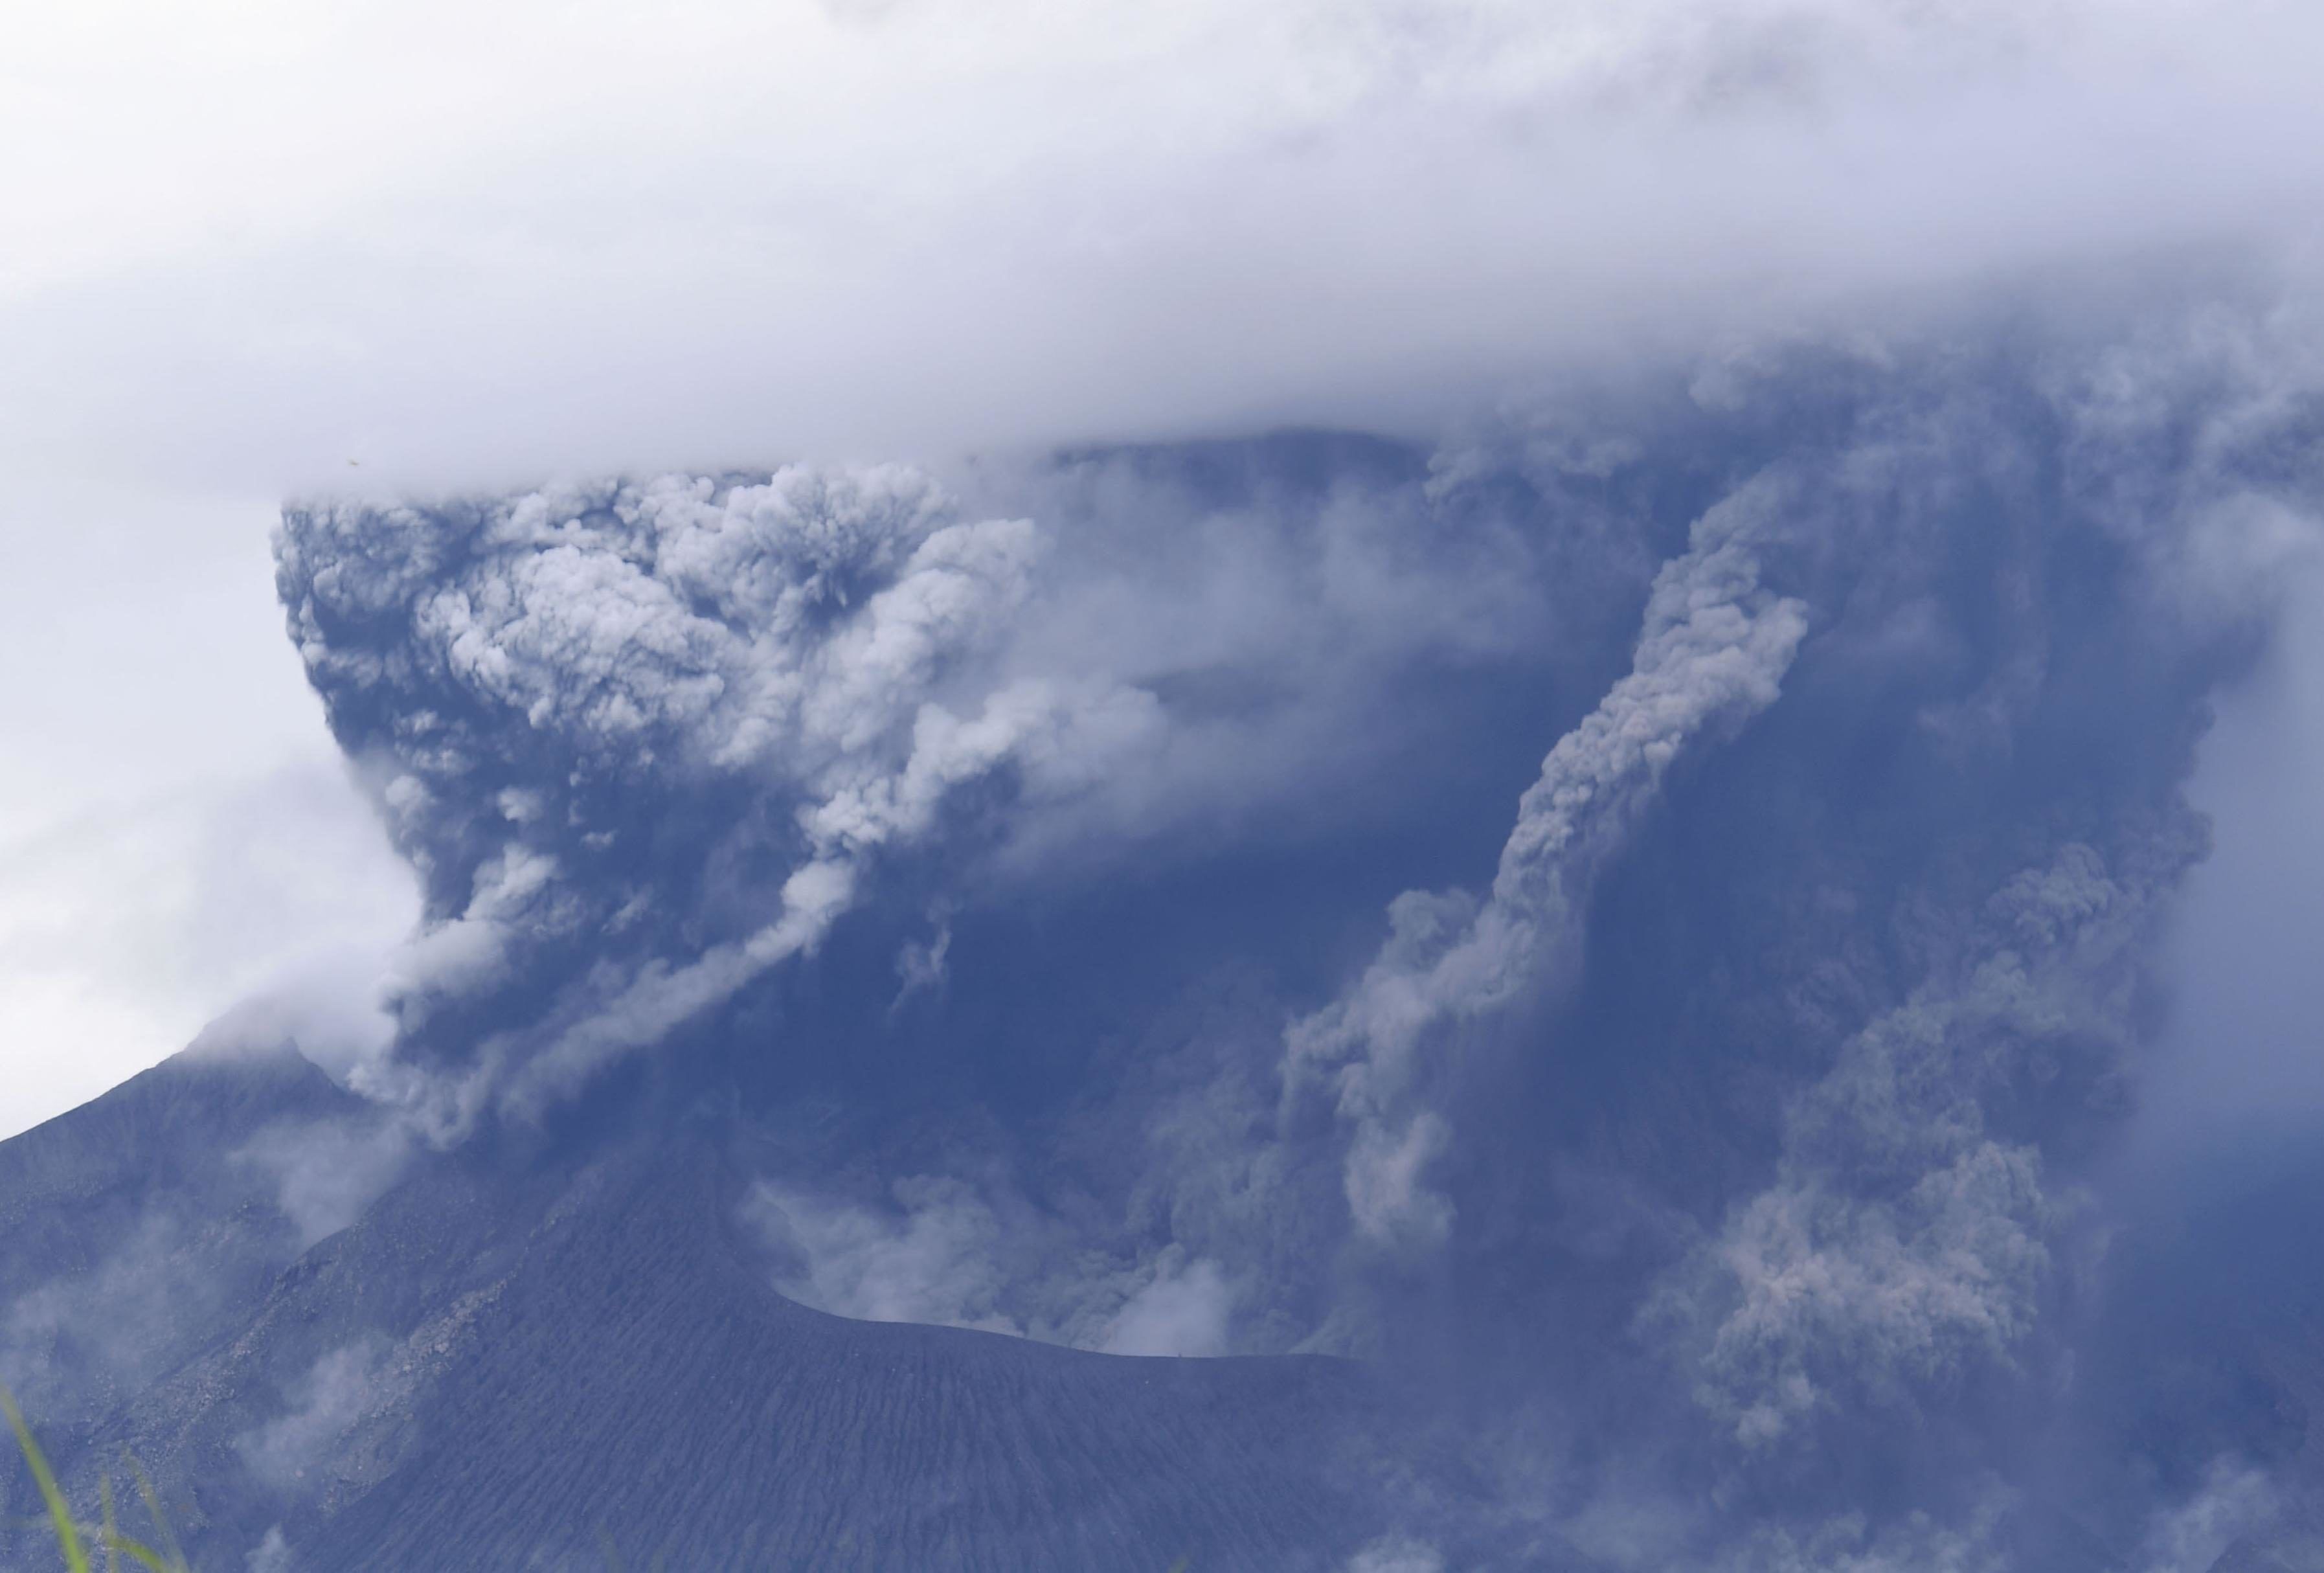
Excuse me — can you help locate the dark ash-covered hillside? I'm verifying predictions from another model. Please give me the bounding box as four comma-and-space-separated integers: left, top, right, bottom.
0, 1047, 1399, 1572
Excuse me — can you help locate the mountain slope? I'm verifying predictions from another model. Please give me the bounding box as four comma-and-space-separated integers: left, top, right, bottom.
0, 1046, 359, 1442
0, 1049, 1390, 1572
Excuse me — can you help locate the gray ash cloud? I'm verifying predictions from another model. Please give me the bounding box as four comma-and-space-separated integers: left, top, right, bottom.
263, 293, 2324, 1564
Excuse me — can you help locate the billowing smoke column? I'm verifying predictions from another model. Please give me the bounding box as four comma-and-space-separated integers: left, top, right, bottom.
275, 295, 2324, 1564
276, 467, 1160, 1127
275, 444, 1590, 1127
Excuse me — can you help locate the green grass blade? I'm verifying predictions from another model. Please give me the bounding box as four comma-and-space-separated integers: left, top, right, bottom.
100, 1477, 118, 1573
98, 1535, 170, 1573
1, 1380, 91, 1573
121, 1458, 186, 1572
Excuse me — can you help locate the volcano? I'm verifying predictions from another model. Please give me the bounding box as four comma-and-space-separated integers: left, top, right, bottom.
12, 359, 2324, 1570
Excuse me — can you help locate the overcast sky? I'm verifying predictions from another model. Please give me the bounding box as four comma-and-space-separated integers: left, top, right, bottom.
4, 0, 2323, 1140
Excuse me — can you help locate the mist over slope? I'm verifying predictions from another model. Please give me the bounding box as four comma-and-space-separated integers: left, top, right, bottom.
0, 1053, 1393, 1570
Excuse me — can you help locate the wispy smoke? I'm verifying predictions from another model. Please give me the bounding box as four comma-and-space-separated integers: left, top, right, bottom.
237, 1337, 395, 1489
1287, 462, 1812, 1250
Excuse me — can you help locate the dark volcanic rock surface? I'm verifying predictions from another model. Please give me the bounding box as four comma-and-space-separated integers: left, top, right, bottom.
0, 1050, 1388, 1572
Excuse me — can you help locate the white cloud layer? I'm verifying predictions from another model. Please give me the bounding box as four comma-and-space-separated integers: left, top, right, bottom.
2, 0, 2321, 497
